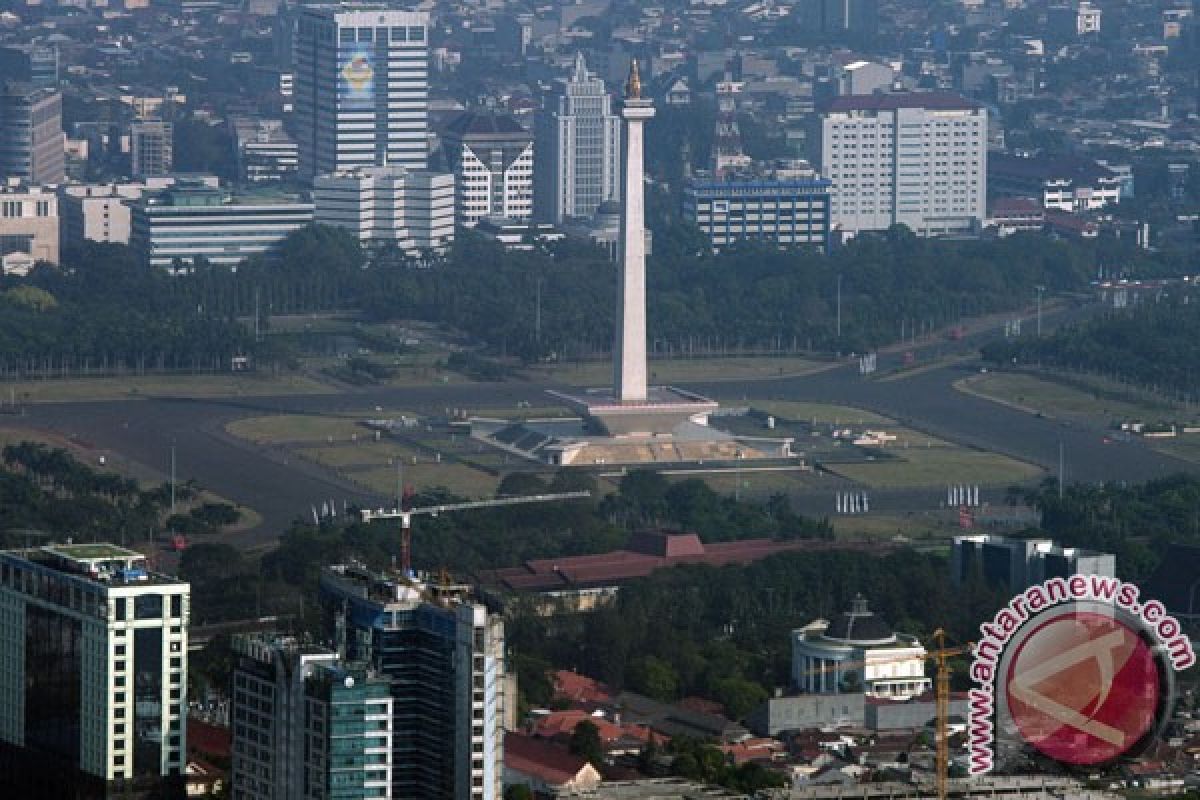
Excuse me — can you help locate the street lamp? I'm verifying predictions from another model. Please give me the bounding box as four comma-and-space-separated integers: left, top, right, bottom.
1035, 285, 1045, 337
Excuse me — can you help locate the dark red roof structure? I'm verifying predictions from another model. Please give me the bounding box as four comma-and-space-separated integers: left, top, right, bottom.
481, 530, 893, 592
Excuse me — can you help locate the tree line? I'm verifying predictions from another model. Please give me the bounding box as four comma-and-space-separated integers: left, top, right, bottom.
982, 292, 1200, 402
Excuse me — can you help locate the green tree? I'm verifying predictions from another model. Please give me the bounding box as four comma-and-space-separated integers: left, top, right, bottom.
569, 720, 606, 768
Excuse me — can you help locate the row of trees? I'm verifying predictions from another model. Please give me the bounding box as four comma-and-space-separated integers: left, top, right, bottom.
982, 294, 1200, 402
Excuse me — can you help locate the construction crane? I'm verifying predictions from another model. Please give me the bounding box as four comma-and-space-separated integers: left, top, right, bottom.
359, 490, 591, 575
795, 628, 971, 800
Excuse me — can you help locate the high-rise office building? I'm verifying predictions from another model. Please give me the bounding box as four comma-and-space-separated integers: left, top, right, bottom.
130, 121, 174, 178
818, 92, 986, 237
230, 633, 394, 800
0, 44, 59, 89
319, 564, 506, 800
0, 82, 64, 185
313, 165, 454, 255
0, 544, 190, 799
294, 6, 430, 181
533, 53, 621, 223
441, 111, 534, 227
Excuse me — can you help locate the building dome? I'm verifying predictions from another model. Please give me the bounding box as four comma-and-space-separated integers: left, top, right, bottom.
820, 594, 896, 645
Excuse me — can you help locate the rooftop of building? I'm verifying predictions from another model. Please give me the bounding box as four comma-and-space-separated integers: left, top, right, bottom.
480, 530, 886, 592
824, 91, 980, 113
2, 542, 185, 588
989, 152, 1117, 184
443, 109, 529, 138
321, 561, 475, 610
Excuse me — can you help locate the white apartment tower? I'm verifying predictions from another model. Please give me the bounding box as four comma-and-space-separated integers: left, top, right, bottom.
0, 544, 189, 798
294, 6, 429, 181
313, 165, 454, 255
534, 53, 621, 223
441, 111, 534, 227
819, 93, 987, 237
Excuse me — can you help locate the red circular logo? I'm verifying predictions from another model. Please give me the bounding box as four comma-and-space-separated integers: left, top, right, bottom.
1005, 610, 1161, 765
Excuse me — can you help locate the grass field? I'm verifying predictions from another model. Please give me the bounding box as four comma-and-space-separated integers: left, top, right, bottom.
829, 512, 956, 541
226, 413, 397, 445
523, 356, 828, 386
355, 462, 500, 498
2, 372, 333, 403
827, 446, 1042, 488
957, 371, 1178, 424
755, 400, 894, 427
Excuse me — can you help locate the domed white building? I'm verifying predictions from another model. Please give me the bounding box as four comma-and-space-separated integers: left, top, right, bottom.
791, 595, 931, 700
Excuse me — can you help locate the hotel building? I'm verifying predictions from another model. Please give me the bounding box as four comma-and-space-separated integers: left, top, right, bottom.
0, 544, 189, 798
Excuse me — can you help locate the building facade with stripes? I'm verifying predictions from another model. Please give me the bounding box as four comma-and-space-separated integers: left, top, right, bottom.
130, 183, 313, 270
294, 6, 429, 181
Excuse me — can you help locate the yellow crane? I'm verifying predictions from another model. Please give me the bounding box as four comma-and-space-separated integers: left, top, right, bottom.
795, 628, 971, 800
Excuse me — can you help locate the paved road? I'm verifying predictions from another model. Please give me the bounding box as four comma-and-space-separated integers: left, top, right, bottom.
17, 301, 1197, 547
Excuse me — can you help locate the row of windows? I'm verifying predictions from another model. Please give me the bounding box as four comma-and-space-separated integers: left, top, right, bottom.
337, 25, 425, 43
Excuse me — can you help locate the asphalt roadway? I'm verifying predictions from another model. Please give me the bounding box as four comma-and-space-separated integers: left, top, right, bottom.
16, 303, 1198, 548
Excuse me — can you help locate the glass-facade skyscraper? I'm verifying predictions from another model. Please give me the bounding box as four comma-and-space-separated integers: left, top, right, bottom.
293, 6, 430, 181
0, 544, 190, 799
319, 564, 506, 800
534, 53, 621, 223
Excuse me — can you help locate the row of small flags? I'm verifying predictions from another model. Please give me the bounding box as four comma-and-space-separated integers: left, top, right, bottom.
312, 499, 346, 524
947, 484, 981, 507
835, 491, 870, 514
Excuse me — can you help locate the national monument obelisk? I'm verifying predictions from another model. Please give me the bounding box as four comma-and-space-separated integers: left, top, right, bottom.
549, 60, 717, 437
614, 59, 652, 403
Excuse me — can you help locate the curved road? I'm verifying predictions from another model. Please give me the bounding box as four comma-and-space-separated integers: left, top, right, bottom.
17, 303, 1197, 546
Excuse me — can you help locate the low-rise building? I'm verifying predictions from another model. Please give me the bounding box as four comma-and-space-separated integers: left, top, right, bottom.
313, 166, 454, 256
0, 183, 57, 270
989, 154, 1122, 213
950, 533, 1115, 590
684, 176, 831, 252
792, 595, 931, 700
130, 182, 313, 269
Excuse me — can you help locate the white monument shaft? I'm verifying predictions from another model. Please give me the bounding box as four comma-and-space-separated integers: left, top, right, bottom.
614, 87, 654, 404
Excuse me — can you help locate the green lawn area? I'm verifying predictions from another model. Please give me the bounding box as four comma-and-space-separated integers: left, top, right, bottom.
226, 413, 401, 445
355, 462, 499, 498
755, 400, 894, 427
523, 356, 827, 386
827, 447, 1042, 488
830, 512, 956, 541
3, 372, 333, 403
296, 442, 398, 469
957, 371, 1178, 424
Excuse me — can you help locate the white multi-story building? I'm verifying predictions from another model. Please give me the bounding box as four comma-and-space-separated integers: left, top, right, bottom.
130, 182, 313, 269
792, 595, 931, 700
534, 53, 621, 223
313, 165, 453, 255
818, 92, 987, 237
0, 183, 57, 272
441, 111, 533, 227
230, 117, 299, 183
230, 634, 393, 800
59, 184, 141, 248
0, 544, 189, 798
293, 6, 429, 180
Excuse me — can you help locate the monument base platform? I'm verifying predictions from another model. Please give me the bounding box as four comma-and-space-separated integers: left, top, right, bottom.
546, 386, 719, 436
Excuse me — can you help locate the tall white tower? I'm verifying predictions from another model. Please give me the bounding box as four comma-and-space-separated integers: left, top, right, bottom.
614, 60, 653, 404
